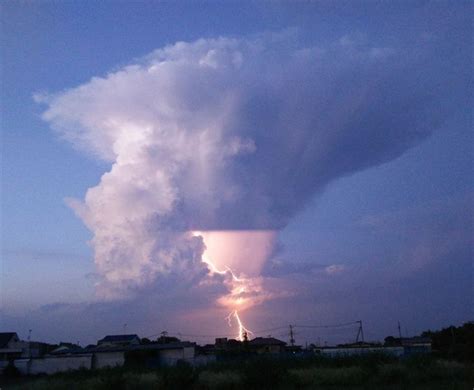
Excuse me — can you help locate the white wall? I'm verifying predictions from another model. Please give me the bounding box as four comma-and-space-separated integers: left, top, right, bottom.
183, 347, 195, 360
159, 349, 184, 366
93, 351, 125, 369
15, 355, 92, 375
320, 347, 404, 357
158, 347, 195, 366
192, 354, 216, 367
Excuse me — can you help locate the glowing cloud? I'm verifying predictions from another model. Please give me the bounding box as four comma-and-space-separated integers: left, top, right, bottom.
196, 230, 276, 277
36, 33, 451, 322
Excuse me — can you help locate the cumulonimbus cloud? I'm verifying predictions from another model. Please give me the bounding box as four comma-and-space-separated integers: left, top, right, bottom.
36, 32, 453, 299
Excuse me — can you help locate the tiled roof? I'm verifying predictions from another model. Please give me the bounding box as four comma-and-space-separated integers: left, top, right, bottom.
98, 334, 139, 342
249, 337, 286, 346
88, 341, 195, 353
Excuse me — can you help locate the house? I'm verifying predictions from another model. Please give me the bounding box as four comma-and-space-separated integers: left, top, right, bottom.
90, 341, 196, 368
97, 334, 140, 347
401, 337, 432, 355
0, 332, 30, 373
14, 354, 93, 375
248, 337, 286, 354
26, 342, 52, 358
50, 343, 84, 355
318, 345, 404, 358
12, 341, 197, 374
214, 338, 228, 350
0, 332, 29, 362
129, 341, 196, 367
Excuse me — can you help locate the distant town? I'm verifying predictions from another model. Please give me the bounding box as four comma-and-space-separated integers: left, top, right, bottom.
1, 321, 472, 376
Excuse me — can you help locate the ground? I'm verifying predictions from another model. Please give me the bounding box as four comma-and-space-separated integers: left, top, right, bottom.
1, 354, 472, 389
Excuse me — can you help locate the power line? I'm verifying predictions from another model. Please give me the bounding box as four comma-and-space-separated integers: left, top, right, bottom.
294, 321, 360, 329
144, 320, 363, 341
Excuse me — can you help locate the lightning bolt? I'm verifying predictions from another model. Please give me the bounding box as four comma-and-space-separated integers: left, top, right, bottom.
192, 231, 254, 340
226, 310, 254, 341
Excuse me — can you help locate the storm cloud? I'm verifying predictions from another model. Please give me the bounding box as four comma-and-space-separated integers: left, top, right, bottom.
36, 32, 457, 299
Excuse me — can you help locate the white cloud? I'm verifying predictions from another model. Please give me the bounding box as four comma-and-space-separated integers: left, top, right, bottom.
37, 33, 450, 299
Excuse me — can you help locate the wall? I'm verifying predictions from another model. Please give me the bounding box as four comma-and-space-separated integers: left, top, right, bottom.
320, 347, 404, 357
159, 347, 195, 366
159, 349, 184, 366
192, 354, 216, 366
93, 351, 125, 369
255, 345, 282, 354
183, 346, 195, 360
15, 355, 92, 375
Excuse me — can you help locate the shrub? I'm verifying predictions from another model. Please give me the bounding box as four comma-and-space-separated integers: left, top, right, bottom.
241, 358, 290, 389
198, 370, 241, 389
376, 363, 409, 384
3, 362, 21, 378
161, 360, 196, 389
290, 366, 369, 386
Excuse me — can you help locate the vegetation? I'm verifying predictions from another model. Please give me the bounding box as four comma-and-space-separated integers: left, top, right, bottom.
3, 323, 473, 389
422, 322, 474, 360
2, 354, 473, 390
384, 322, 474, 361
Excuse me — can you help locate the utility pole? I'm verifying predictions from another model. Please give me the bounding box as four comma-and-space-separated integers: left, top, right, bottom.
289, 325, 295, 346
450, 326, 456, 355
398, 321, 402, 341
27, 329, 32, 359
355, 321, 365, 343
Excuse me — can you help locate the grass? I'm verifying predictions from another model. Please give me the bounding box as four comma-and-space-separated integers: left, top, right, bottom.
2, 355, 473, 389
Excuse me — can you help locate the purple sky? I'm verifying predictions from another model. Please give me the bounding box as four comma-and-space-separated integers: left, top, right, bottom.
1, 1, 472, 346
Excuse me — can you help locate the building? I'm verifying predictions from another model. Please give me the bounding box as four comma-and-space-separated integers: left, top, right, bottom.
248, 337, 286, 354
401, 337, 432, 355
10, 341, 197, 375
0, 332, 32, 373
97, 334, 141, 347
14, 354, 93, 375
318, 346, 404, 358
50, 343, 84, 355
0, 333, 26, 362
89, 341, 196, 368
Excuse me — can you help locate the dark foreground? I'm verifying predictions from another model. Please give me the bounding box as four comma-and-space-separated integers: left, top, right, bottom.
2, 354, 473, 389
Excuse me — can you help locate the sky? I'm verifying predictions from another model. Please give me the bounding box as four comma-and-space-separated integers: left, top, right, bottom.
1, 1, 472, 346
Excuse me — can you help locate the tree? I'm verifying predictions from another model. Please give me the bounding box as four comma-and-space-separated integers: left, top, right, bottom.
157, 331, 180, 344
384, 336, 401, 347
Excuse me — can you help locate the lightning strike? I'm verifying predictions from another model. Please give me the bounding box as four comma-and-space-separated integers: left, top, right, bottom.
226, 310, 254, 341
191, 230, 256, 340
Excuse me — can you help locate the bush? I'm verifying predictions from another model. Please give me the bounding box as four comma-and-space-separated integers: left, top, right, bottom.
95, 369, 127, 390
3, 362, 21, 378
290, 366, 369, 386
161, 360, 196, 389
198, 370, 241, 389
241, 357, 290, 389
376, 363, 409, 384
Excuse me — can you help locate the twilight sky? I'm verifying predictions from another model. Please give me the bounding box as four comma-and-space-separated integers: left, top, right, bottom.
1, 1, 472, 346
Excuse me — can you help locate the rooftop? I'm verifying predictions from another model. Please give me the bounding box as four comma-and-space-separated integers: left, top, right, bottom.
249, 337, 286, 346
98, 334, 140, 343
0, 332, 18, 348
